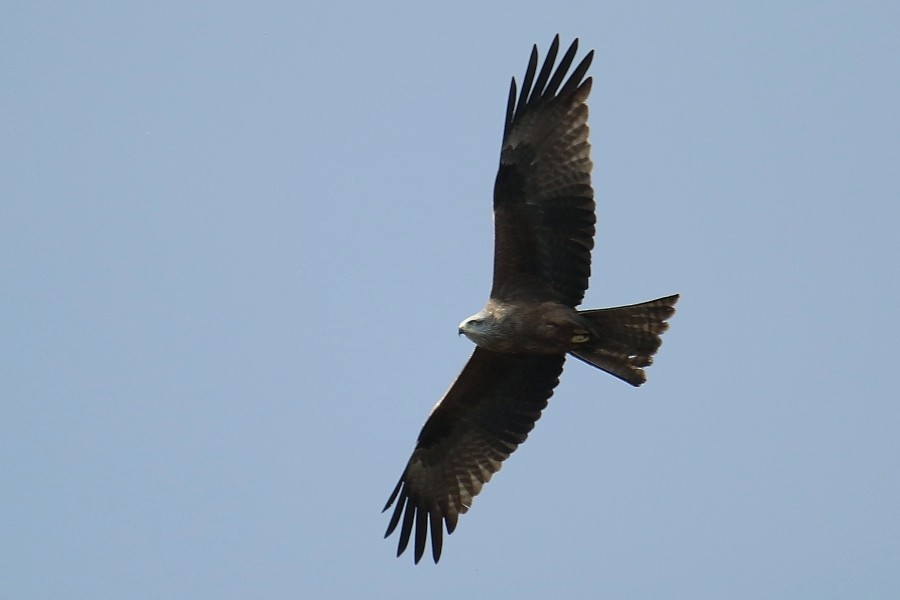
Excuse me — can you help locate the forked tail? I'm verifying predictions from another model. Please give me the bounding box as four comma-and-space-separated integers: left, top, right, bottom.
569, 294, 679, 386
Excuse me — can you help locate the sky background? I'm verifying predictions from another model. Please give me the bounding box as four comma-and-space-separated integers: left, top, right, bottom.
3, 1, 899, 598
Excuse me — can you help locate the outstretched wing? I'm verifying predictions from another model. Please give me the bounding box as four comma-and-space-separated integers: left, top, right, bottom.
492, 36, 596, 307
383, 348, 565, 563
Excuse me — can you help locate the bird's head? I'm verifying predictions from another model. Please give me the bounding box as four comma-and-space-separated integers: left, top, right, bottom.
458, 310, 495, 345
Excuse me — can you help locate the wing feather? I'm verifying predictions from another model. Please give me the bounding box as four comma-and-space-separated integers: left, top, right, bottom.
516, 45, 538, 118
541, 35, 579, 99
492, 37, 596, 307
383, 348, 565, 563
528, 35, 559, 107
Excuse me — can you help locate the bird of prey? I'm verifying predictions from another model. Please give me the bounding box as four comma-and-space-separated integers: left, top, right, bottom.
383, 36, 679, 564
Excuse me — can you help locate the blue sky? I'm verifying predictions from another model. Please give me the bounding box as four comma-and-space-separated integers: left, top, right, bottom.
3, 1, 899, 598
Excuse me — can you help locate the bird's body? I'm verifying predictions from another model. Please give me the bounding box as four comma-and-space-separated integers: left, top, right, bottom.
384, 36, 679, 564
459, 299, 589, 354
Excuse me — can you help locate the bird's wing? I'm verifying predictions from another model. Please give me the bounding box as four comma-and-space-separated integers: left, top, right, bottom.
492, 36, 596, 307
383, 348, 565, 563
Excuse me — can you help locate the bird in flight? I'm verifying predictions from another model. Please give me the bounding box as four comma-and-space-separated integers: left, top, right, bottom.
383, 36, 679, 564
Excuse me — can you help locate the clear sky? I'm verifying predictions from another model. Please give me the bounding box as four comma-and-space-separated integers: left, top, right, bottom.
3, 1, 899, 598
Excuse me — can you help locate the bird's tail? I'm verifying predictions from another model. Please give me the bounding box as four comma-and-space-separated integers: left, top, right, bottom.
569, 294, 679, 386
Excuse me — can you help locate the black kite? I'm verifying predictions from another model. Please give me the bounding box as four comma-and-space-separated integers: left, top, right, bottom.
383, 36, 679, 564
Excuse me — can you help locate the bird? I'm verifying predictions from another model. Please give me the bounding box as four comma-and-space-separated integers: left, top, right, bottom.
383, 35, 679, 564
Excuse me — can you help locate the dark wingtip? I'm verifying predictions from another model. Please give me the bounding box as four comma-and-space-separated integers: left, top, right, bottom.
503, 77, 517, 139
382, 478, 402, 513
430, 512, 444, 563
397, 496, 415, 557
528, 35, 560, 107
384, 486, 405, 538
414, 509, 427, 564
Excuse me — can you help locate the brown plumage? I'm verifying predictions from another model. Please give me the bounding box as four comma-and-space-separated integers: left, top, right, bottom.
384, 36, 679, 564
